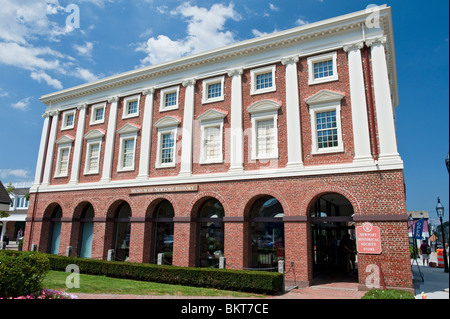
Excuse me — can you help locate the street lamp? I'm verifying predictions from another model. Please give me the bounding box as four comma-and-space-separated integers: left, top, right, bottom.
446, 151, 449, 173
436, 197, 449, 272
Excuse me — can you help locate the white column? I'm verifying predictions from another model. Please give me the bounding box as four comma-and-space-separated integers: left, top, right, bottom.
367, 36, 401, 163
101, 96, 119, 183
137, 88, 155, 180
41, 111, 59, 186
179, 79, 196, 177
32, 113, 51, 188
69, 103, 87, 185
344, 42, 373, 163
281, 56, 303, 169
228, 68, 244, 173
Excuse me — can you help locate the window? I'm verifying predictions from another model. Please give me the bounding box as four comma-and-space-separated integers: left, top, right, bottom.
247, 100, 280, 160
90, 103, 106, 125
122, 95, 140, 119
84, 129, 105, 175
154, 116, 180, 168
202, 76, 224, 104
250, 65, 276, 95
116, 123, 140, 172
306, 89, 344, 154
198, 109, 226, 164
55, 135, 74, 178
160, 86, 180, 112
61, 110, 76, 130
307, 52, 338, 85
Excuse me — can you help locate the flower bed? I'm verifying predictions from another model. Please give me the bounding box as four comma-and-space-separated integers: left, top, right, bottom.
1, 288, 77, 299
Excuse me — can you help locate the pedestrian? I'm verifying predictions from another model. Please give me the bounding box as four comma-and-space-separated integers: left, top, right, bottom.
420, 240, 430, 266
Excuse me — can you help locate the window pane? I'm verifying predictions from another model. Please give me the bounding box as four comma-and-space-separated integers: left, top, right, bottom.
59, 149, 69, 175
165, 92, 177, 107
95, 108, 104, 121
314, 60, 334, 79
256, 72, 273, 90
204, 126, 221, 161
256, 119, 275, 156
127, 101, 138, 115
207, 82, 222, 99
316, 110, 338, 149
89, 144, 100, 172
122, 139, 134, 167
161, 133, 174, 164
65, 114, 74, 127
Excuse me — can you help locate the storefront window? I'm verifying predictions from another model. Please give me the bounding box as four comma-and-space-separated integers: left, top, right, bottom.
79, 204, 94, 259
49, 206, 62, 255
197, 198, 224, 268
250, 196, 284, 269
114, 202, 131, 261
153, 200, 174, 265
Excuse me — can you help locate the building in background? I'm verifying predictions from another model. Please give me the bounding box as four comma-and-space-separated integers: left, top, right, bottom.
23, 5, 413, 291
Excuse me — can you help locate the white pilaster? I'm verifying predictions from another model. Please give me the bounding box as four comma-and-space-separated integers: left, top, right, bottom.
228, 68, 244, 173
137, 88, 155, 180
344, 42, 373, 163
101, 96, 119, 183
41, 111, 60, 186
179, 79, 196, 177
367, 36, 401, 163
281, 56, 303, 169
32, 113, 51, 188
69, 104, 87, 185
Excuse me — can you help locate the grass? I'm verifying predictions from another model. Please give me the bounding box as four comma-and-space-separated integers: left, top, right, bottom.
43, 271, 262, 298
362, 289, 415, 299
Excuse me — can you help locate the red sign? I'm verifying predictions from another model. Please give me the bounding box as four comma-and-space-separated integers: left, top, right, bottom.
356, 222, 382, 254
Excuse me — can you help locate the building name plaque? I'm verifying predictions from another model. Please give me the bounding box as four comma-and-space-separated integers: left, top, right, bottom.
130, 184, 198, 195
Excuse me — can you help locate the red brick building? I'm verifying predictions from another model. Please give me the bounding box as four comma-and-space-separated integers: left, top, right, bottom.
24, 5, 413, 291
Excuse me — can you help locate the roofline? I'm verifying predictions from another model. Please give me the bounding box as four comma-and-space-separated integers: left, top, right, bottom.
40, 5, 398, 107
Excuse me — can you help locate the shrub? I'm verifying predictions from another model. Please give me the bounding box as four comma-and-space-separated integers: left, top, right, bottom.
0, 251, 50, 298
362, 289, 415, 299
47, 254, 283, 294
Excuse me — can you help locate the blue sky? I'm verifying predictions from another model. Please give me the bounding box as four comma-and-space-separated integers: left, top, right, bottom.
0, 0, 448, 222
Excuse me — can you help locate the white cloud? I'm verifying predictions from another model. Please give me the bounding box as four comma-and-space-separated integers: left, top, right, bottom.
269, 3, 279, 12
137, 2, 241, 65
73, 67, 99, 82
11, 97, 32, 111
296, 17, 310, 26
252, 28, 280, 38
30, 71, 63, 89
0, 168, 31, 180
0, 88, 8, 97
74, 41, 94, 57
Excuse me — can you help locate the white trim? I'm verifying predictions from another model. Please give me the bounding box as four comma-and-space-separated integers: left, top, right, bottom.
201, 76, 225, 104
159, 86, 180, 112
90, 102, 106, 125
122, 94, 141, 119
307, 51, 338, 85
199, 119, 224, 164
61, 109, 76, 130
54, 143, 72, 178
250, 65, 276, 95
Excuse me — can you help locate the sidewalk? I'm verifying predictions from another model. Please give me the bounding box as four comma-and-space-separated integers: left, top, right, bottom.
412, 252, 449, 299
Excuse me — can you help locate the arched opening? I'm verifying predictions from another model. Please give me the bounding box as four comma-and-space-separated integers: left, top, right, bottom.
152, 200, 174, 265
112, 202, 132, 261
197, 198, 224, 268
309, 193, 357, 284
48, 205, 62, 255
249, 196, 284, 270
78, 204, 94, 258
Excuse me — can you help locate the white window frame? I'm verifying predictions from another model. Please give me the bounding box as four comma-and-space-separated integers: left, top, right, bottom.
122, 94, 141, 119
156, 128, 177, 168
200, 122, 224, 164
159, 86, 180, 112
309, 102, 344, 155
307, 52, 338, 85
250, 65, 276, 95
202, 76, 225, 104
84, 138, 102, 175
247, 100, 280, 160
117, 133, 137, 172
61, 109, 76, 130
55, 144, 72, 178
90, 102, 106, 125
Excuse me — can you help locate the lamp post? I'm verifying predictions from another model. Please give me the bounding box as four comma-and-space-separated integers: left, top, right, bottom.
436, 197, 449, 272
446, 151, 449, 173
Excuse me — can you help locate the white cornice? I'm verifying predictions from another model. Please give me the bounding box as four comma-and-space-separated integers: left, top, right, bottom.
305, 90, 345, 105
39, 5, 397, 108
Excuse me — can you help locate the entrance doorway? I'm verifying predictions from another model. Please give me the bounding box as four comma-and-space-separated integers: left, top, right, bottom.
309, 193, 358, 285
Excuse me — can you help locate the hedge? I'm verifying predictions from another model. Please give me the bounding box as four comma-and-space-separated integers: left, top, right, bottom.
3, 251, 283, 294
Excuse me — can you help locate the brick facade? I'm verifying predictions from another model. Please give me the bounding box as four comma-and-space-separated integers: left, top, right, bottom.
25, 6, 412, 291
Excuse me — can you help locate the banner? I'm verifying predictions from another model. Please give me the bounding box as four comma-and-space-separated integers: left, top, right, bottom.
413, 218, 424, 239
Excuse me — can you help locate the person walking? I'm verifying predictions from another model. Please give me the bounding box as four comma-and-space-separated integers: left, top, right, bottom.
420, 240, 431, 266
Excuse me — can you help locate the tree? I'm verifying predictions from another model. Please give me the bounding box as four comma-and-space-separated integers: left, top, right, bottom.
0, 182, 14, 218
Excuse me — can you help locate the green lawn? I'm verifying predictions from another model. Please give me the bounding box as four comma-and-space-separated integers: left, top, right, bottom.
43, 270, 262, 297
